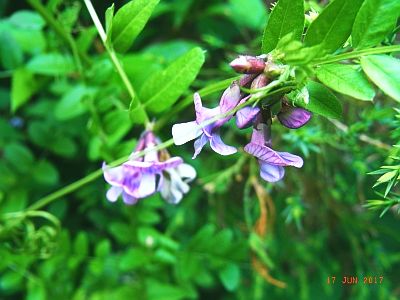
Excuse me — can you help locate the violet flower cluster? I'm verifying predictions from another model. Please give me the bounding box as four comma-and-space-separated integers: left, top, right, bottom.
103, 130, 196, 205
172, 55, 312, 182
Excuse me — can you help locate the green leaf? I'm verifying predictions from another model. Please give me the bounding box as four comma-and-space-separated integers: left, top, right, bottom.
316, 64, 375, 101
219, 263, 240, 291
261, 0, 304, 54
139, 47, 205, 113
304, 0, 364, 56
111, 0, 160, 53
105, 4, 114, 45
0, 31, 23, 70
27, 53, 75, 76
229, 0, 266, 30
54, 85, 96, 120
11, 68, 37, 112
301, 81, 342, 119
9, 10, 45, 30
32, 160, 59, 185
4, 143, 34, 173
361, 55, 400, 102
352, 0, 400, 49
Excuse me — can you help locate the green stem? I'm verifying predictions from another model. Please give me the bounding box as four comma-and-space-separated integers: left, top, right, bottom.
83, 0, 150, 125
27, 0, 86, 74
312, 45, 400, 65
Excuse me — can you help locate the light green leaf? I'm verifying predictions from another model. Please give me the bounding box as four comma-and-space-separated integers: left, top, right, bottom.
304, 0, 364, 56
112, 0, 160, 53
361, 55, 400, 102
302, 81, 342, 119
219, 263, 240, 291
27, 53, 75, 75
11, 68, 37, 112
352, 0, 400, 49
54, 85, 95, 120
229, 0, 266, 30
139, 47, 205, 113
316, 64, 375, 101
105, 4, 114, 45
261, 0, 304, 54
9, 10, 45, 30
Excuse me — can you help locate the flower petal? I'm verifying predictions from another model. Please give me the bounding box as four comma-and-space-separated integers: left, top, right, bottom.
259, 161, 285, 182
106, 186, 122, 202
210, 133, 237, 156
102, 163, 124, 186
219, 83, 241, 114
130, 172, 157, 198
177, 163, 196, 181
172, 121, 202, 145
244, 143, 303, 167
122, 192, 138, 205
193, 134, 208, 159
236, 106, 260, 129
278, 107, 312, 129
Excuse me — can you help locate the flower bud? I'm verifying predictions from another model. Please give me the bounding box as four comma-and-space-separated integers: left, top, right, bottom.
230, 55, 266, 74
251, 73, 269, 89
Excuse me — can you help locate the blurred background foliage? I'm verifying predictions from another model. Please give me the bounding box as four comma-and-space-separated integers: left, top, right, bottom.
0, 0, 399, 299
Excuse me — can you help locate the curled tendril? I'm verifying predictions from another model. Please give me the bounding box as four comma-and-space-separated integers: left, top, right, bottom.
0, 210, 60, 259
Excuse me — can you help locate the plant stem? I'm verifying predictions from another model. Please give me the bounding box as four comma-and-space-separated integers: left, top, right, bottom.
27, 0, 86, 74
312, 45, 400, 65
83, 0, 150, 125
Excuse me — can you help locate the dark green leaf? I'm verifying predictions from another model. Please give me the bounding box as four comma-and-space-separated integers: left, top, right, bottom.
0, 31, 23, 70
32, 160, 59, 186
304, 0, 364, 56
316, 64, 375, 100
302, 81, 343, 119
140, 47, 205, 113
261, 0, 304, 54
361, 55, 400, 102
54, 85, 96, 120
352, 0, 400, 49
112, 0, 160, 53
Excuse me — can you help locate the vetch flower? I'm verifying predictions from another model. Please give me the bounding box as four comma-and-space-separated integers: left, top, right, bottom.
230, 55, 266, 74
244, 123, 303, 182
172, 83, 242, 158
277, 102, 312, 129
103, 131, 196, 204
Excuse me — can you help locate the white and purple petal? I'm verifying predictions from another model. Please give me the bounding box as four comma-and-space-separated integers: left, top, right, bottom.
236, 106, 260, 129
219, 83, 241, 114
259, 162, 285, 182
244, 143, 303, 167
193, 134, 209, 159
172, 121, 202, 145
210, 133, 237, 156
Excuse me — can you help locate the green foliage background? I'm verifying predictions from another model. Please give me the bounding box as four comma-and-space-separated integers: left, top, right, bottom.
0, 0, 399, 299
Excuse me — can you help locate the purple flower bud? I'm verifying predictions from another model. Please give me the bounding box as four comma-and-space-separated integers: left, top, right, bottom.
250, 74, 269, 90
230, 55, 266, 74
277, 105, 312, 129
239, 74, 257, 87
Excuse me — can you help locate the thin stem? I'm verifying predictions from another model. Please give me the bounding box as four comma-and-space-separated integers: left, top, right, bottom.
27, 0, 86, 74
83, 0, 150, 125
312, 45, 400, 65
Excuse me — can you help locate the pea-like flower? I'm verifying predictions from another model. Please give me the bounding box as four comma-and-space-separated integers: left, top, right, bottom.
244, 123, 303, 182
277, 101, 312, 129
172, 83, 242, 158
103, 131, 196, 205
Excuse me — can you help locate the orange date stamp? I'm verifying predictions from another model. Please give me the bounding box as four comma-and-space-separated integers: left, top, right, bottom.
327, 276, 384, 285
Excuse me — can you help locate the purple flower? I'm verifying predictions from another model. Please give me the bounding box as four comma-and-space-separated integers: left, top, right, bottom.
103, 131, 196, 204
244, 123, 303, 182
277, 103, 312, 129
172, 83, 242, 158
230, 55, 266, 74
